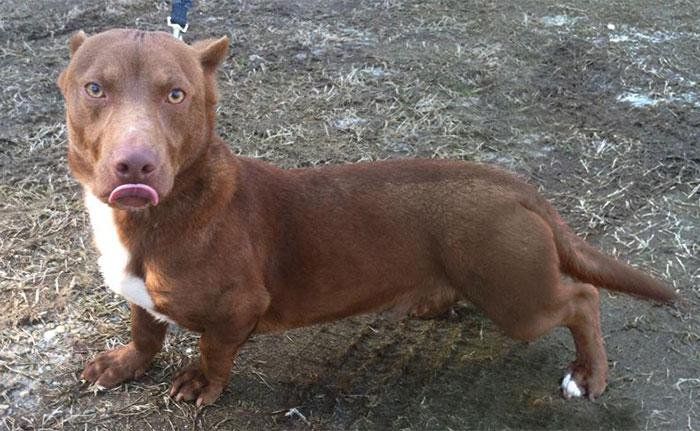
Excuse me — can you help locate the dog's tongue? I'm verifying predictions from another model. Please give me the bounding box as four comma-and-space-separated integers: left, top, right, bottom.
108, 184, 159, 208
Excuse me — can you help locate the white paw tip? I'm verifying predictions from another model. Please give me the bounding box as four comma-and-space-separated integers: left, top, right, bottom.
561, 372, 583, 398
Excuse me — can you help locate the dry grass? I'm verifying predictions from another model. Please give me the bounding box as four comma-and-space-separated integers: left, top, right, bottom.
1, 0, 698, 429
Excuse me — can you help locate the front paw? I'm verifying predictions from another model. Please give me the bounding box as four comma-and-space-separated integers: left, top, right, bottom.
170, 365, 224, 406
82, 344, 151, 388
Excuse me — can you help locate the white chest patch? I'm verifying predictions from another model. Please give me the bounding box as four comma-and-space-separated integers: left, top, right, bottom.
84, 192, 174, 325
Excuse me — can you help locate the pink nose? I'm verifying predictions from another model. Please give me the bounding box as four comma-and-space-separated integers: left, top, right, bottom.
113, 148, 157, 182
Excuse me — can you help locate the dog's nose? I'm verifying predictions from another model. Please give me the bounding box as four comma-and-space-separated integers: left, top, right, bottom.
113, 148, 157, 182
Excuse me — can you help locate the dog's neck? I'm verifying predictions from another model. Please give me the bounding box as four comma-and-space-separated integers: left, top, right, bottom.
111, 139, 238, 246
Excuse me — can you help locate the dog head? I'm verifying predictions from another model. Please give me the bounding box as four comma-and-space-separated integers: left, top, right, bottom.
57, 29, 228, 210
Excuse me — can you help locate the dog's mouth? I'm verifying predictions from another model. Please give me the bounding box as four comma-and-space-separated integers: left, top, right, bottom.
108, 184, 160, 209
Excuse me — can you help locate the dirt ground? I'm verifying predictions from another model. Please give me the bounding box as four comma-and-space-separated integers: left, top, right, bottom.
1, 0, 698, 429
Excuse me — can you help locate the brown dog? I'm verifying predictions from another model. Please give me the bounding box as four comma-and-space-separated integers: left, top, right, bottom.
58, 29, 676, 406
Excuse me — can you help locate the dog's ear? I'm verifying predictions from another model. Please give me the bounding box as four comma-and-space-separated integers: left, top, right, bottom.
58, 31, 87, 93
69, 30, 87, 56
194, 36, 229, 73
57, 70, 67, 94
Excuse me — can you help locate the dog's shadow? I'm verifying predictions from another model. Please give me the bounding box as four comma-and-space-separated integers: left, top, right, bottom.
225, 306, 641, 429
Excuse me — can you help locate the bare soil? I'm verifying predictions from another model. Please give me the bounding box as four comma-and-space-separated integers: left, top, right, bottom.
1, 0, 698, 430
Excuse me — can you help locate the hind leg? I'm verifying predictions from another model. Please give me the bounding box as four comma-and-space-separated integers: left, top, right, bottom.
559, 282, 608, 399
444, 206, 608, 398
489, 280, 608, 400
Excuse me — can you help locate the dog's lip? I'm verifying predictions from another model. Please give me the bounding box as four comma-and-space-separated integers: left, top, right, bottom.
108, 184, 160, 207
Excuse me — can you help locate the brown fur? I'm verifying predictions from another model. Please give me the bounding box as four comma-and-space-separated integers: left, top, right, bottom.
58, 29, 676, 406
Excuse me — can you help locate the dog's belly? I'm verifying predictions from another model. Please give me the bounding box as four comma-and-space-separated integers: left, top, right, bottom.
84, 192, 174, 325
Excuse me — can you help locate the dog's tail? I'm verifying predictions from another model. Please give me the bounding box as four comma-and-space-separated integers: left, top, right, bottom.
525, 198, 677, 303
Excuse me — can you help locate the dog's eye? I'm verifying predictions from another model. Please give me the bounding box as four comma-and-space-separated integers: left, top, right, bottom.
85, 82, 104, 98
167, 88, 185, 104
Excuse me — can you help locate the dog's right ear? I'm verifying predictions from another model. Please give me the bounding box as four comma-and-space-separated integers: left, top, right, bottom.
69, 30, 87, 56
58, 31, 87, 93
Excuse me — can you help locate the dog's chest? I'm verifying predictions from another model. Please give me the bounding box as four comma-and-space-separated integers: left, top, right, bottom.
84, 193, 174, 325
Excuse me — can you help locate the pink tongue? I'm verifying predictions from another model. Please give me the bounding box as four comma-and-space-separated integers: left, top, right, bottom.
108, 184, 159, 206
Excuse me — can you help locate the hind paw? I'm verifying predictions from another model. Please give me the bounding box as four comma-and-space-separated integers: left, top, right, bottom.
561, 372, 583, 398
560, 366, 607, 400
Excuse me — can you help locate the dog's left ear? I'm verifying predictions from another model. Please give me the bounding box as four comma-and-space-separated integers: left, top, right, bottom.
194, 36, 229, 73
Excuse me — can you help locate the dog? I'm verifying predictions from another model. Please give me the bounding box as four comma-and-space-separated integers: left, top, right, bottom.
57, 29, 676, 407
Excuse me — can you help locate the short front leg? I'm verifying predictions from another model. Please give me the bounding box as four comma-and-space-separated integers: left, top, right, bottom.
83, 304, 167, 388
170, 321, 257, 406
169, 271, 269, 406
